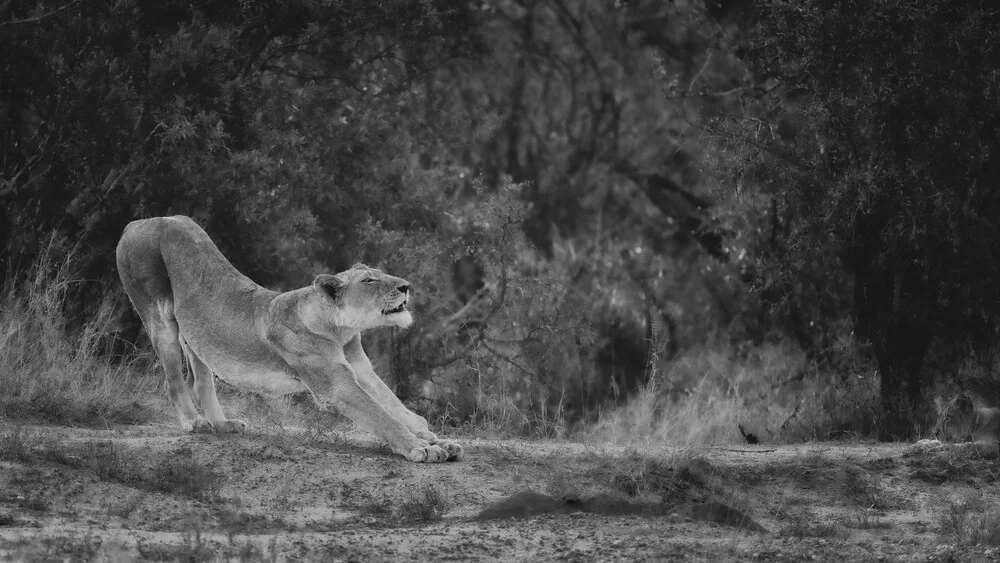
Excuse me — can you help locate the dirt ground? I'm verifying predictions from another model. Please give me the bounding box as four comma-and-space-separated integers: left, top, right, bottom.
1, 417, 999, 562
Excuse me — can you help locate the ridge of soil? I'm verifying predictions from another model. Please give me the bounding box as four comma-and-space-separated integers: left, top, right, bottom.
1, 422, 998, 561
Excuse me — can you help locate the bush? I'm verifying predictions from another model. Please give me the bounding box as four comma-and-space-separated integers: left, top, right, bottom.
358, 179, 595, 436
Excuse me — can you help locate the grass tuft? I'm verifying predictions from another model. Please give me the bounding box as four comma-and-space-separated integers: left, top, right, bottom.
399, 485, 450, 522
41, 438, 226, 502
843, 471, 910, 511
939, 494, 1000, 546
0, 241, 155, 426
104, 491, 146, 519
88, 440, 144, 486
851, 509, 892, 530
601, 453, 720, 505
147, 455, 226, 501
355, 490, 396, 520
0, 424, 33, 462
350, 485, 450, 523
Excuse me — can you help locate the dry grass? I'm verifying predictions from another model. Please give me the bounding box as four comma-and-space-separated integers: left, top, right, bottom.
2, 426, 225, 503
87, 440, 144, 486
0, 243, 155, 426
939, 493, 1000, 546
850, 508, 892, 530
347, 484, 451, 523
133, 523, 280, 563
780, 506, 848, 538
8, 533, 104, 561
586, 338, 881, 446
399, 485, 451, 522
103, 491, 146, 519
146, 451, 227, 500
843, 471, 910, 511
0, 424, 33, 462
591, 452, 725, 504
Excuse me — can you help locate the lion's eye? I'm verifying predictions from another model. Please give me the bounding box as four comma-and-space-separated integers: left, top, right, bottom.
362, 278, 376, 284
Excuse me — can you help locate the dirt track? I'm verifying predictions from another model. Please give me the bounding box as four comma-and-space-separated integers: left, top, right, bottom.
1, 421, 998, 561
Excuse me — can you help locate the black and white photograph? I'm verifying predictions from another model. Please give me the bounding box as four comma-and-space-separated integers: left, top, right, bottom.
1, 0, 998, 560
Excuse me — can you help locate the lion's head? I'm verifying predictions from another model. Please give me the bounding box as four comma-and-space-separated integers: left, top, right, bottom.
311, 263, 413, 330
933, 393, 999, 444
933, 394, 979, 442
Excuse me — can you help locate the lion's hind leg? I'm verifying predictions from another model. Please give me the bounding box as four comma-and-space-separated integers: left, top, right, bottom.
146, 302, 212, 433
180, 339, 247, 434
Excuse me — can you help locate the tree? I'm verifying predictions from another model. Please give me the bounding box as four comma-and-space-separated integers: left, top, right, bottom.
1, 0, 478, 294
723, 0, 1000, 428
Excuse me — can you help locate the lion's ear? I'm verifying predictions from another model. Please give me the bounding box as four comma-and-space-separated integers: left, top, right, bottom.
313, 274, 347, 301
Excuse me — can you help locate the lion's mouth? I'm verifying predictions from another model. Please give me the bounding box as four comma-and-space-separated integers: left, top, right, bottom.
382, 301, 407, 315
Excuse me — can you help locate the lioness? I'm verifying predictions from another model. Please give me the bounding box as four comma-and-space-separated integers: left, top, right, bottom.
913, 392, 999, 459
116, 215, 462, 463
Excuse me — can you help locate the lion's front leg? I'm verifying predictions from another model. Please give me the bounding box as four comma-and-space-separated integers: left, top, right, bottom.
352, 376, 464, 462
291, 354, 450, 463
327, 374, 450, 463
345, 335, 463, 461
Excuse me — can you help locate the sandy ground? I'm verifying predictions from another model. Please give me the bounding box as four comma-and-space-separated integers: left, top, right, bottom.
1, 418, 999, 562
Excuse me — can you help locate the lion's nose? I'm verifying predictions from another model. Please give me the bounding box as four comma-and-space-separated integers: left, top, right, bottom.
398, 284, 410, 294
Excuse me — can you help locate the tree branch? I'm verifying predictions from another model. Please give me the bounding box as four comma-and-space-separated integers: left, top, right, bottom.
0, 0, 80, 26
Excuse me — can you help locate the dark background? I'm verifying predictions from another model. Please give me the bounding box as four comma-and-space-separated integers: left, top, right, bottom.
4, 0, 999, 436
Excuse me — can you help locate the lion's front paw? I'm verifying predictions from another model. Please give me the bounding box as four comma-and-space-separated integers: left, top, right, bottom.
415, 430, 439, 442
216, 419, 248, 433
189, 416, 215, 434
433, 439, 464, 462
405, 444, 449, 463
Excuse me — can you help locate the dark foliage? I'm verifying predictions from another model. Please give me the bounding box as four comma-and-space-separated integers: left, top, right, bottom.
4, 0, 998, 434
721, 0, 1000, 429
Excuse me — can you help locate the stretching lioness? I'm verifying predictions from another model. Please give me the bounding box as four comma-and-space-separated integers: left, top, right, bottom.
116, 215, 462, 463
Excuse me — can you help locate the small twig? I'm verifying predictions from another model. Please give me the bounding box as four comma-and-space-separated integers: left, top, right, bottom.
422, 289, 490, 343
779, 404, 801, 431
664, 85, 756, 99
686, 50, 713, 93
0, 0, 80, 26
479, 340, 535, 378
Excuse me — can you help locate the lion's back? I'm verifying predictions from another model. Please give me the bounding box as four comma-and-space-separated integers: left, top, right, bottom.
117, 216, 253, 313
